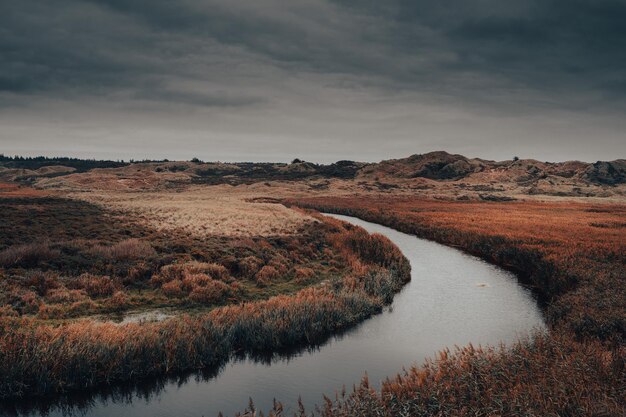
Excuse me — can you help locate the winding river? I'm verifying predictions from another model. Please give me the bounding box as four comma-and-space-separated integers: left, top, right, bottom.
10, 214, 545, 417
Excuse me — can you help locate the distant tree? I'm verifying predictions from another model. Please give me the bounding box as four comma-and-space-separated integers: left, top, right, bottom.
291, 158, 303, 164
513, 156, 520, 161
190, 157, 203, 163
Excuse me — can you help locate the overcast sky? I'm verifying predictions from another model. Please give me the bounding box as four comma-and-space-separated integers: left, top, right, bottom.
1, 0, 625, 163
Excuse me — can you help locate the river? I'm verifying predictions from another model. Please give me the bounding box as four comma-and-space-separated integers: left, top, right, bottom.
8, 214, 545, 417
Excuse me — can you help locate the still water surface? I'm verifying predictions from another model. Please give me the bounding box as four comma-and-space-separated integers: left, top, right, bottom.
11, 214, 545, 417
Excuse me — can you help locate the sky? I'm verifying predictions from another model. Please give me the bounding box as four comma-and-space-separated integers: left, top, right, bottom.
1, 0, 625, 163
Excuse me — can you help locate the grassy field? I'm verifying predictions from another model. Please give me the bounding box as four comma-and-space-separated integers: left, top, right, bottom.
0, 188, 410, 399
0, 195, 346, 320
283, 196, 625, 416
78, 187, 317, 237
1, 166, 624, 415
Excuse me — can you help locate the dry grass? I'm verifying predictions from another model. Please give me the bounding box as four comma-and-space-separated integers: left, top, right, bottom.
87, 238, 156, 260
290, 197, 626, 343
78, 187, 317, 237
0, 242, 60, 268
309, 333, 624, 417
280, 196, 625, 417
0, 182, 49, 198
0, 195, 354, 321
0, 217, 410, 399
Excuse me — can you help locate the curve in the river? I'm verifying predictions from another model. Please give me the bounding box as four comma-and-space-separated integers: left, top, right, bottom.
13, 214, 546, 417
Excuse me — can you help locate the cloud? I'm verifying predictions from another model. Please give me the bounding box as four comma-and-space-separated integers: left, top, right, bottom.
0, 0, 625, 161
4, 0, 626, 103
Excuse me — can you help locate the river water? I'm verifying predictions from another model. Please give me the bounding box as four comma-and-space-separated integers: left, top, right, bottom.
9, 214, 545, 417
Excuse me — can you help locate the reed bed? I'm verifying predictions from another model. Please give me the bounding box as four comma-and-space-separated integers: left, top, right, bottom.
279, 197, 625, 417
290, 198, 625, 344
0, 208, 410, 399
309, 333, 624, 417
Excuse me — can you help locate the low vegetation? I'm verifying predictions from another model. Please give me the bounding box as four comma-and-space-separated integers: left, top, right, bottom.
280, 197, 625, 416
1, 153, 624, 416
80, 188, 315, 236
311, 333, 623, 417
0, 196, 355, 320
192, 160, 364, 185
0, 196, 410, 399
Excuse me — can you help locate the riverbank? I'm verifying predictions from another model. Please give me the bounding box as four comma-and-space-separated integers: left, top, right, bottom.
283, 197, 625, 416
3, 213, 547, 417
0, 207, 410, 400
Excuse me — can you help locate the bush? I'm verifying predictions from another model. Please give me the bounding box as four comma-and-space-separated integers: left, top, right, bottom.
181, 273, 213, 292
202, 263, 232, 281
294, 267, 316, 284
25, 271, 60, 296
268, 255, 291, 275
19, 291, 41, 314
0, 242, 59, 267
89, 239, 156, 261
151, 262, 230, 286
189, 280, 231, 304
162, 280, 184, 297
45, 288, 87, 304
239, 256, 264, 278
255, 265, 280, 287
77, 274, 115, 297
0, 305, 18, 317
67, 299, 97, 316
36, 304, 65, 319
107, 291, 130, 311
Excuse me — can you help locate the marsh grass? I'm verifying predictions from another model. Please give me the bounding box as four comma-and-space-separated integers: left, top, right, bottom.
0, 199, 411, 399
0, 197, 356, 320
282, 197, 625, 417
309, 333, 624, 417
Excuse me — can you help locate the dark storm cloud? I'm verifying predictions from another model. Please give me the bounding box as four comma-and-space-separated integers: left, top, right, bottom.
335, 0, 626, 99
0, 1, 157, 93
1, 0, 625, 162
3, 0, 626, 102
445, 1, 626, 94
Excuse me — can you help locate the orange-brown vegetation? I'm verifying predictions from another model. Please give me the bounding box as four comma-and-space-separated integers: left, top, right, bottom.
150, 261, 238, 302
0, 196, 353, 320
283, 196, 625, 416
0, 196, 410, 399
0, 182, 49, 198
310, 333, 623, 417
2, 151, 625, 414
0, 242, 60, 268
87, 238, 156, 261
76, 187, 317, 237
290, 197, 625, 343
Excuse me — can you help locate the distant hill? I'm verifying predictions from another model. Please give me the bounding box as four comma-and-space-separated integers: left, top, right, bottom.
358, 151, 626, 185
1, 152, 624, 199
0, 155, 129, 171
